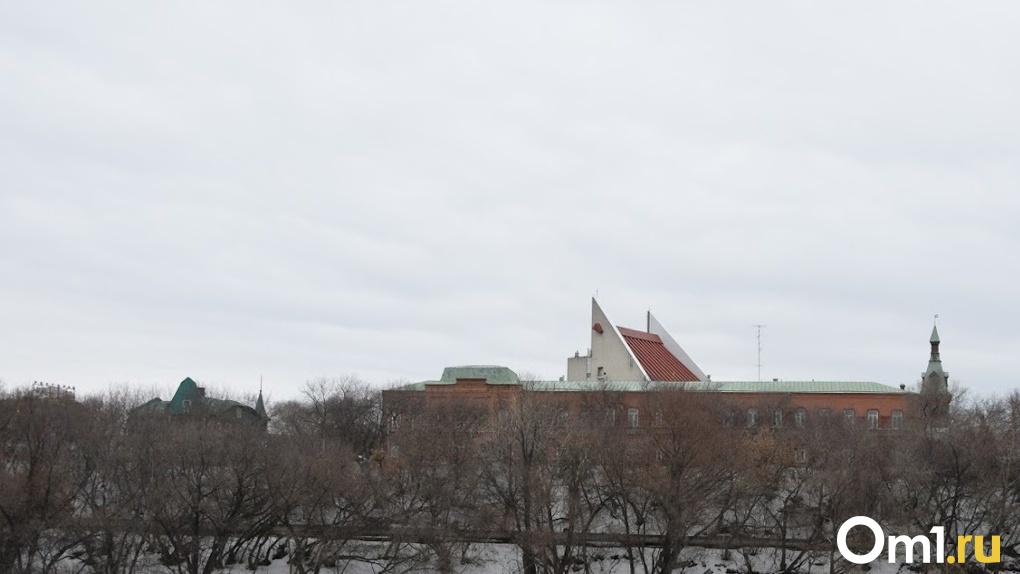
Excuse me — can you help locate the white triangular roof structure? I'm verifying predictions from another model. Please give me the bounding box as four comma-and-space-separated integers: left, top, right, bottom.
647, 311, 707, 381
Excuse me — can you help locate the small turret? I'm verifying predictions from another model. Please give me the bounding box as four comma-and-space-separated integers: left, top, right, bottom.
922, 324, 948, 392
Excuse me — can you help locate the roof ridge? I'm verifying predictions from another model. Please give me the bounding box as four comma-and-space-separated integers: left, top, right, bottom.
617, 326, 662, 342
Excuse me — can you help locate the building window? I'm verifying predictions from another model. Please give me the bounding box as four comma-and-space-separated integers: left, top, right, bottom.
654, 410, 664, 427
794, 408, 806, 428
867, 409, 879, 429
818, 408, 831, 420
773, 409, 783, 428
747, 409, 759, 427
236, 409, 243, 419
604, 408, 616, 427
182, 399, 192, 413
843, 408, 856, 426
555, 409, 569, 427
723, 409, 735, 427
795, 448, 809, 465
628, 408, 640, 428
891, 410, 903, 430
389, 412, 400, 430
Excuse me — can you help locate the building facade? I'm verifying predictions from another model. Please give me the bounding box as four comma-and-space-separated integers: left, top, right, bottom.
383, 299, 945, 435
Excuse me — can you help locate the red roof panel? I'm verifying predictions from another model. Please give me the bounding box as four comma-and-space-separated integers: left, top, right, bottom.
617, 326, 700, 382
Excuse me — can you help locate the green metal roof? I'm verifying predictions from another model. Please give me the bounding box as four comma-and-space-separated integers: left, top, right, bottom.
167, 377, 200, 415
386, 378, 906, 394
521, 380, 906, 394
131, 377, 263, 417
439, 365, 519, 384
388, 382, 427, 391
382, 364, 905, 395
702, 381, 905, 394
925, 360, 945, 377
134, 397, 169, 413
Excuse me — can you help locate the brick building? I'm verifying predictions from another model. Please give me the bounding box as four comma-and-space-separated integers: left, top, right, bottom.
383, 299, 944, 434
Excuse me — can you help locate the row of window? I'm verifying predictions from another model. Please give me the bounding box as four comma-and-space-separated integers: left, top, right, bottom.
390, 407, 905, 431
619, 407, 904, 430
742, 407, 903, 430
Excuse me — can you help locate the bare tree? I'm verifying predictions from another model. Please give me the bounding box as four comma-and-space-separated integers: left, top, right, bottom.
890, 391, 1020, 562
72, 388, 161, 574
384, 402, 487, 572
139, 420, 283, 574
477, 385, 607, 574
273, 376, 383, 457
636, 386, 738, 574
0, 387, 88, 573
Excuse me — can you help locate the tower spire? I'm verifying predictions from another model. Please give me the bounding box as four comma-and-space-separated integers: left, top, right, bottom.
255, 375, 268, 419
922, 318, 948, 393
928, 321, 941, 368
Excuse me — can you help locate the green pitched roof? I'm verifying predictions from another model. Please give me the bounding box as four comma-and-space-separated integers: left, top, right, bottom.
131, 377, 263, 419
134, 397, 169, 414
167, 377, 200, 415
925, 325, 945, 378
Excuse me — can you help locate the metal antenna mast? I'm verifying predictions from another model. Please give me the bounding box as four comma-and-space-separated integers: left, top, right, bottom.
753, 324, 765, 382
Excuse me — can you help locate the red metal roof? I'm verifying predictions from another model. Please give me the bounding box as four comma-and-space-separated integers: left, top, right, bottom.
617, 327, 700, 382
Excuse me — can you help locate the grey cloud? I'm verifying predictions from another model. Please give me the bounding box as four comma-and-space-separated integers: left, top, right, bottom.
1, 1, 1017, 398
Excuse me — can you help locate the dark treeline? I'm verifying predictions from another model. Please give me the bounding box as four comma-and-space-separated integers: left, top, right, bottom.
1, 379, 1018, 574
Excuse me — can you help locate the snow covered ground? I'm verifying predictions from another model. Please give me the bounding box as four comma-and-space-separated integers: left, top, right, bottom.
41, 537, 1019, 574
171, 542, 1007, 574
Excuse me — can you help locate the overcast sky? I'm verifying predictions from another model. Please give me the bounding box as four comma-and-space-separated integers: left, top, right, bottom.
2, 2, 1019, 401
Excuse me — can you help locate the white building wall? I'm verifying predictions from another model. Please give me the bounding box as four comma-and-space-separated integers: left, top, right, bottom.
565, 298, 648, 382
566, 353, 591, 380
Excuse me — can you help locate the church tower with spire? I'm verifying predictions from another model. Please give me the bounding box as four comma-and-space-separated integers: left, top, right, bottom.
921, 323, 949, 394
916, 321, 952, 428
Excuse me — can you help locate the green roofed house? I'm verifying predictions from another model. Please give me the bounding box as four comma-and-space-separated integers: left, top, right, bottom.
131, 377, 268, 427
